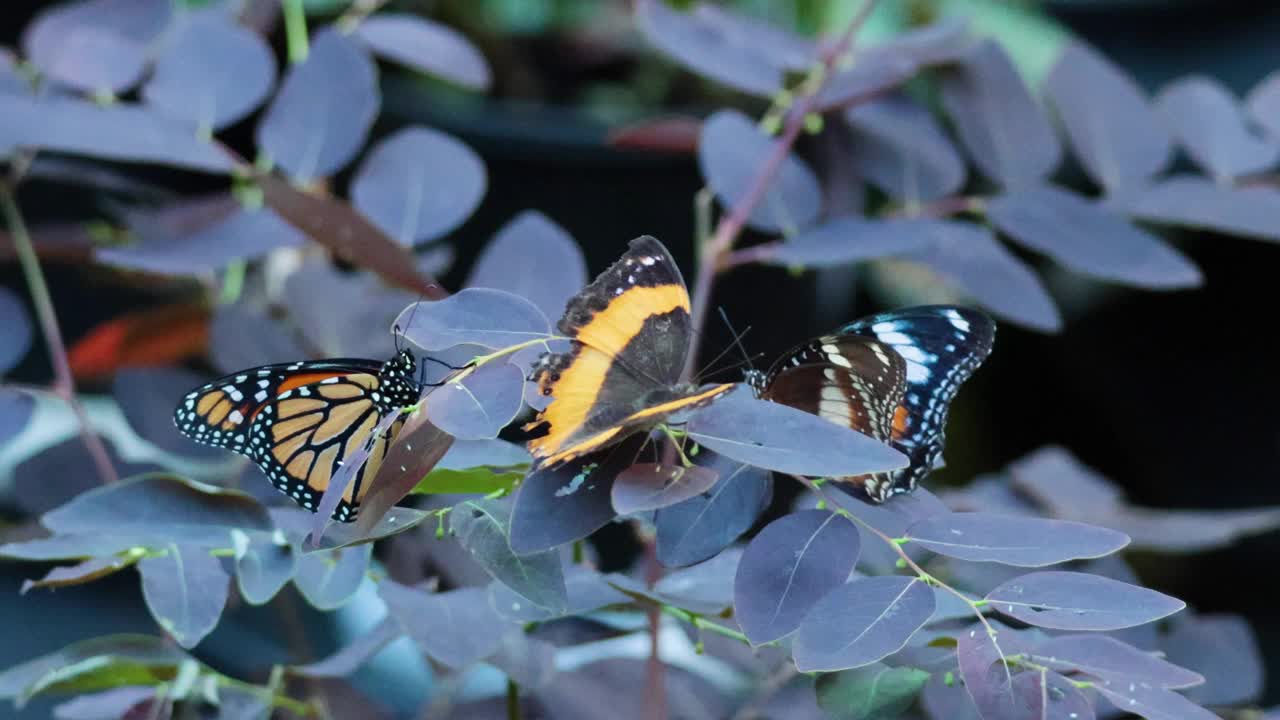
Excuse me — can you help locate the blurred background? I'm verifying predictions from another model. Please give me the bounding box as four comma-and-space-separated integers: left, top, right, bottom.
4, 0, 1280, 716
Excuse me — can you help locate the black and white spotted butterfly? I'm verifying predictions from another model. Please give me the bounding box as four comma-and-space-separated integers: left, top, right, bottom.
745, 305, 995, 502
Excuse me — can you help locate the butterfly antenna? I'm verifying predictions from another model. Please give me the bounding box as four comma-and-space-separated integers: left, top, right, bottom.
696, 306, 757, 379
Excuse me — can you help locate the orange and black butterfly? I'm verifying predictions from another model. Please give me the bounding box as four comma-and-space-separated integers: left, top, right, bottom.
524, 235, 735, 467
174, 350, 425, 521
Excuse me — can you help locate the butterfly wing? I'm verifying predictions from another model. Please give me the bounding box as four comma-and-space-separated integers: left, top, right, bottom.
843, 305, 995, 494
247, 372, 406, 521
527, 235, 732, 467
751, 335, 908, 501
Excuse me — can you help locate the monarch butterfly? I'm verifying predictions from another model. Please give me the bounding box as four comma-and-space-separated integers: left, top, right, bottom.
173, 349, 430, 521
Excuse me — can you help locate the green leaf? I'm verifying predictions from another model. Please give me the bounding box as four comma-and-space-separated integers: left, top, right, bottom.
0, 635, 186, 706
815, 663, 931, 720
411, 466, 524, 495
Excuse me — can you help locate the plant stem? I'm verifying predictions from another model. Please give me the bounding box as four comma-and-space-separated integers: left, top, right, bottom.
680, 0, 881, 382
506, 678, 520, 720
659, 605, 750, 644
281, 0, 309, 64
0, 185, 118, 484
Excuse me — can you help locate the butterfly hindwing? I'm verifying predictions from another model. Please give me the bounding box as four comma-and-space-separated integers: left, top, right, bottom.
526, 236, 733, 467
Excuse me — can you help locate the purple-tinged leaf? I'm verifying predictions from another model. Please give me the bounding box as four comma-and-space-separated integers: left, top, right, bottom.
1, 49, 25, 95
699, 109, 823, 233
1246, 69, 1280, 141
488, 566, 630, 622
273, 506, 429, 554
1007, 446, 1124, 518
467, 211, 587, 322
611, 463, 720, 516
101, 198, 306, 274
452, 497, 568, 613
687, 392, 908, 477
396, 289, 552, 351
1093, 680, 1218, 720
1, 96, 236, 172
815, 662, 931, 720
380, 582, 510, 668
0, 532, 159, 562
509, 437, 640, 554
21, 554, 138, 593
44, 474, 272, 544
293, 544, 371, 611
1077, 556, 1160, 651
898, 219, 1062, 332
14, 437, 157, 516
353, 411, 452, 538
814, 18, 974, 112
113, 368, 226, 460
231, 531, 295, 606
489, 631, 557, 688
1108, 506, 1280, 554
282, 259, 409, 358
292, 616, 403, 678
138, 542, 230, 648
425, 361, 525, 440
793, 577, 935, 672
939, 474, 1038, 516
1045, 42, 1171, 192
1156, 75, 1280, 180
50, 686, 155, 720
354, 13, 491, 90
940, 40, 1061, 187
1028, 635, 1203, 690
439, 437, 529, 473
350, 126, 486, 245
922, 670, 983, 720
987, 571, 1184, 631
651, 547, 741, 614
256, 28, 378, 181
846, 94, 966, 202
905, 512, 1128, 567
20, 0, 169, 67
1113, 174, 1280, 243
209, 303, 307, 376
0, 389, 33, 444
1011, 669, 1095, 720
956, 622, 1031, 720
143, 14, 276, 132
634, 0, 808, 97
735, 510, 859, 645
765, 216, 935, 268
27, 27, 146, 94
822, 486, 947, 573
655, 451, 771, 567
0, 634, 185, 702
1163, 614, 1263, 707
987, 186, 1201, 289
0, 287, 31, 375
258, 174, 447, 298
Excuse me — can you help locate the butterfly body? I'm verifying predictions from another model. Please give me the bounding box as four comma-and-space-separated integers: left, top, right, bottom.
749, 305, 994, 502
526, 236, 734, 467
174, 350, 421, 521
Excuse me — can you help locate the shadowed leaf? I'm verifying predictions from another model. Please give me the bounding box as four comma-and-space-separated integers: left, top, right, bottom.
793, 577, 935, 672
25, 25, 146, 94
846, 93, 965, 202
354, 13, 491, 90
114, 368, 227, 460
351, 126, 486, 245
467, 211, 588, 322
987, 186, 1201, 289
1113, 174, 1280, 243
686, 392, 908, 477
939, 40, 1060, 187
814, 18, 974, 112
380, 582, 510, 668
655, 451, 771, 567
0, 287, 32, 374
0, 389, 34, 444
489, 631, 558, 689
488, 566, 630, 622
815, 663, 930, 720
699, 109, 822, 233
1011, 670, 1095, 720
396, 289, 552, 351
353, 412, 452, 537
0, 634, 185, 704
956, 621, 1031, 720
292, 617, 403, 678
1, 96, 236, 172
293, 544, 371, 611
1246, 69, 1280, 141
611, 462, 720, 515
1156, 75, 1280, 180
256, 28, 378, 181
138, 543, 229, 648
735, 510, 859, 645
231, 530, 295, 605
427, 361, 525, 440
452, 497, 568, 613
766, 216, 936, 268
50, 686, 155, 720
904, 512, 1129, 566
21, 554, 139, 593
1093, 680, 1218, 720
209, 302, 308, 375
1027, 635, 1203, 689
651, 547, 741, 614
143, 13, 276, 131
987, 571, 1184, 630
1164, 613, 1263, 707
1045, 42, 1170, 191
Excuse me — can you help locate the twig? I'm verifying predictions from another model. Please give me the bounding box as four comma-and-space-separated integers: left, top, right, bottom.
506, 678, 521, 720
281, 0, 309, 64
0, 184, 118, 484
681, 0, 882, 382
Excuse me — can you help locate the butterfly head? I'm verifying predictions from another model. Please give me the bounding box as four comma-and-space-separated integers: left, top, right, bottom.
742, 368, 769, 396
377, 350, 421, 411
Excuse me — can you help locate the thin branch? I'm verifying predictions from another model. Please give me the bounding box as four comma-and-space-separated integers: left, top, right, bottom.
681, 0, 882, 382
0, 184, 118, 484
